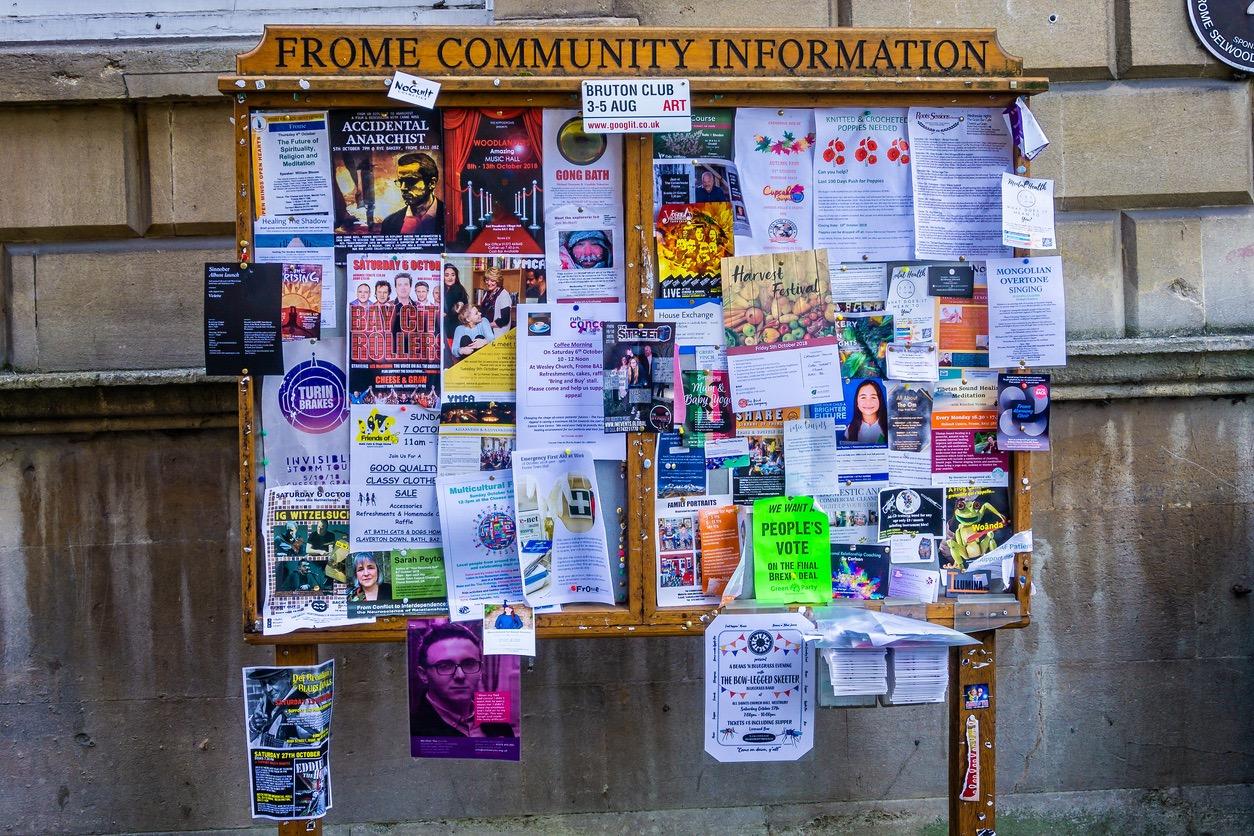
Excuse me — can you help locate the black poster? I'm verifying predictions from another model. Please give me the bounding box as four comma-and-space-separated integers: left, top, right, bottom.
204, 262, 284, 376
927, 264, 974, 298
877, 487, 945, 539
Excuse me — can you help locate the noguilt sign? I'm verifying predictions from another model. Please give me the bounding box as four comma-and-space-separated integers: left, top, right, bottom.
582, 78, 691, 133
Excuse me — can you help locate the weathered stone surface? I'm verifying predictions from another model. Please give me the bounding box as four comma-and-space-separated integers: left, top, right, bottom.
1030, 81, 1253, 211
848, 0, 1113, 79
614, 0, 828, 27
494, 0, 615, 20
1126, 0, 1223, 78
1053, 211, 1124, 339
1122, 210, 1206, 336
0, 105, 143, 238
1199, 206, 1254, 332
6, 238, 233, 372
145, 103, 236, 233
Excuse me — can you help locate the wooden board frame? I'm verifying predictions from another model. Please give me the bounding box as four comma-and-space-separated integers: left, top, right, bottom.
225, 26, 1043, 644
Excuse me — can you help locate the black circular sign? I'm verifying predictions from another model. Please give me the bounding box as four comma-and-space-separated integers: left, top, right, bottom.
1187, 1, 1254, 73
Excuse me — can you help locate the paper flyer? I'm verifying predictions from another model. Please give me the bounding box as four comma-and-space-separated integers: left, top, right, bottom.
731, 408, 800, 505
733, 108, 815, 254
483, 603, 536, 656
886, 381, 934, 485
937, 262, 990, 370
655, 493, 732, 607
878, 486, 946, 540
331, 109, 444, 262
830, 261, 889, 303
203, 263, 284, 377
243, 661, 334, 820
890, 534, 938, 565
656, 202, 735, 301
442, 255, 537, 397
542, 109, 625, 302
262, 486, 366, 635
931, 369, 1009, 487
888, 565, 941, 602
346, 548, 449, 618
997, 373, 1051, 451
254, 236, 337, 330
680, 369, 734, 440
908, 107, 1013, 261
348, 404, 441, 549
443, 107, 544, 255
250, 111, 334, 236
653, 108, 735, 160
831, 542, 890, 599
276, 262, 323, 341
986, 256, 1067, 368
814, 107, 913, 262
262, 338, 350, 487
1001, 173, 1056, 250
836, 313, 893, 380
512, 449, 615, 606
722, 249, 841, 411
602, 321, 676, 433
407, 618, 521, 760
657, 432, 709, 498
705, 611, 814, 762
887, 264, 936, 343
940, 486, 1012, 575
516, 303, 627, 459
436, 471, 526, 620
751, 496, 831, 604
436, 398, 515, 477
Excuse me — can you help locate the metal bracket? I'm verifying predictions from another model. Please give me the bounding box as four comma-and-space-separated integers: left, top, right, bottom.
953, 594, 1021, 633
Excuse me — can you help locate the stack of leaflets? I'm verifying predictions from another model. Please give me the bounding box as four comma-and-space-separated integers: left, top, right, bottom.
883, 646, 950, 705
820, 648, 888, 696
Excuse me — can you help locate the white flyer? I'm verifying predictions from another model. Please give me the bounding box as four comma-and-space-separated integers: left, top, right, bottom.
654, 493, 731, 608
890, 534, 938, 565
348, 404, 440, 549
887, 265, 936, 344
814, 107, 913, 262
888, 566, 941, 602
705, 611, 814, 763
829, 261, 888, 302
733, 108, 815, 254
250, 111, 334, 235
783, 417, 841, 538
886, 344, 938, 382
261, 338, 350, 487
908, 107, 1013, 261
1001, 173, 1056, 250
543, 109, 626, 302
512, 448, 615, 607
435, 470, 526, 621
515, 303, 626, 460
254, 236, 337, 330
986, 256, 1067, 368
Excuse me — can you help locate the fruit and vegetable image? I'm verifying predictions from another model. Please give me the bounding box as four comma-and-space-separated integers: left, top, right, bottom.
720, 249, 836, 348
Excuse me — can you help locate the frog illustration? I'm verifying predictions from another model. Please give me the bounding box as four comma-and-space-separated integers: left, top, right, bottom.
945, 497, 1008, 570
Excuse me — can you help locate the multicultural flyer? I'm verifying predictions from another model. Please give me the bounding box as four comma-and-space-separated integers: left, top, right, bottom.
443, 107, 544, 255
250, 111, 334, 235
997, 373, 1051, 451
346, 549, 448, 618
655, 493, 734, 607
512, 449, 615, 606
907, 107, 1013, 261
330, 109, 444, 262
262, 338, 349, 487
831, 542, 890, 600
435, 471, 526, 620
813, 107, 913, 262
516, 303, 627, 460
542, 109, 625, 302
751, 496, 831, 604
602, 321, 677, 433
733, 108, 815, 254
243, 661, 334, 820
986, 256, 1067, 368
704, 611, 814, 763
932, 369, 1009, 487
937, 262, 990, 369
262, 486, 364, 635
886, 381, 934, 486
940, 486, 1012, 583
722, 249, 841, 411
407, 618, 521, 761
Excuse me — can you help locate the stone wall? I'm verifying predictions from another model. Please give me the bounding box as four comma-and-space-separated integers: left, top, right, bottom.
0, 1, 1251, 833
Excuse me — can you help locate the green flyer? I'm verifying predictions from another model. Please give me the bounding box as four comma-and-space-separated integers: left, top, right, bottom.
391, 548, 447, 600
752, 496, 831, 603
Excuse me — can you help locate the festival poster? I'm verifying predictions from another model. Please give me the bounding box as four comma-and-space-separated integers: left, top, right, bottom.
512, 449, 615, 607
602, 321, 676, 433
261, 486, 366, 635
733, 108, 815, 254
656, 202, 735, 301
940, 486, 1012, 574
931, 369, 1009, 487
730, 408, 800, 505
254, 239, 337, 331
516, 303, 626, 460
542, 109, 625, 302
345, 549, 449, 619
996, 373, 1051, 452
243, 661, 334, 821
722, 249, 841, 412
250, 110, 334, 236
443, 108, 544, 255
278, 262, 323, 341
330, 109, 444, 263
831, 542, 890, 600
705, 611, 814, 763
814, 107, 913, 262
407, 618, 521, 761
262, 338, 349, 487
436, 471, 526, 620
654, 494, 732, 608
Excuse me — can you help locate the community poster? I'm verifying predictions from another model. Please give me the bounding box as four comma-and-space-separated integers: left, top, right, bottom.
250, 110, 334, 236
243, 661, 334, 820
733, 108, 815, 254
262, 338, 349, 487
654, 494, 737, 608
435, 470, 526, 620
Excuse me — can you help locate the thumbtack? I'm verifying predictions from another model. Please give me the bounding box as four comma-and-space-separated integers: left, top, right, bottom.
260, 458, 269, 467
1016, 165, 1027, 174
259, 429, 268, 437
1022, 257, 1030, 264
564, 448, 572, 455
862, 254, 869, 261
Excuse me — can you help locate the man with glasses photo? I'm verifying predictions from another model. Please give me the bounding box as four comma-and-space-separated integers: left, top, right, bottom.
382, 152, 444, 236
410, 622, 515, 739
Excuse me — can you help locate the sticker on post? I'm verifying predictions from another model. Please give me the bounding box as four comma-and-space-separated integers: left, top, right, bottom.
960, 713, 981, 801
387, 71, 441, 109
582, 79, 691, 134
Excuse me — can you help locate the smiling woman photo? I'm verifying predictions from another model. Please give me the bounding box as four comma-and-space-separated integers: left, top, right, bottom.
349, 553, 391, 602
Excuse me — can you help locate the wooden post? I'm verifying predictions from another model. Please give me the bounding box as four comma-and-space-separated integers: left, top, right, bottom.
276, 644, 323, 836
949, 631, 996, 836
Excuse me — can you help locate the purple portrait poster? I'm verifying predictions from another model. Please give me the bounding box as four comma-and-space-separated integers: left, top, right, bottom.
407, 618, 521, 761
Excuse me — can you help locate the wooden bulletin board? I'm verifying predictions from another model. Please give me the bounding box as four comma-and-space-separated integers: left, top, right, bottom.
223, 26, 1047, 836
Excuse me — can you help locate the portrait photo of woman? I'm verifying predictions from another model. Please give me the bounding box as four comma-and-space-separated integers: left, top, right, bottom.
349, 553, 392, 602
844, 378, 888, 445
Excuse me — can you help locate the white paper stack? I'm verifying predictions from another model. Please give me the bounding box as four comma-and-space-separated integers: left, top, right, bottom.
820, 648, 888, 696
884, 646, 949, 705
